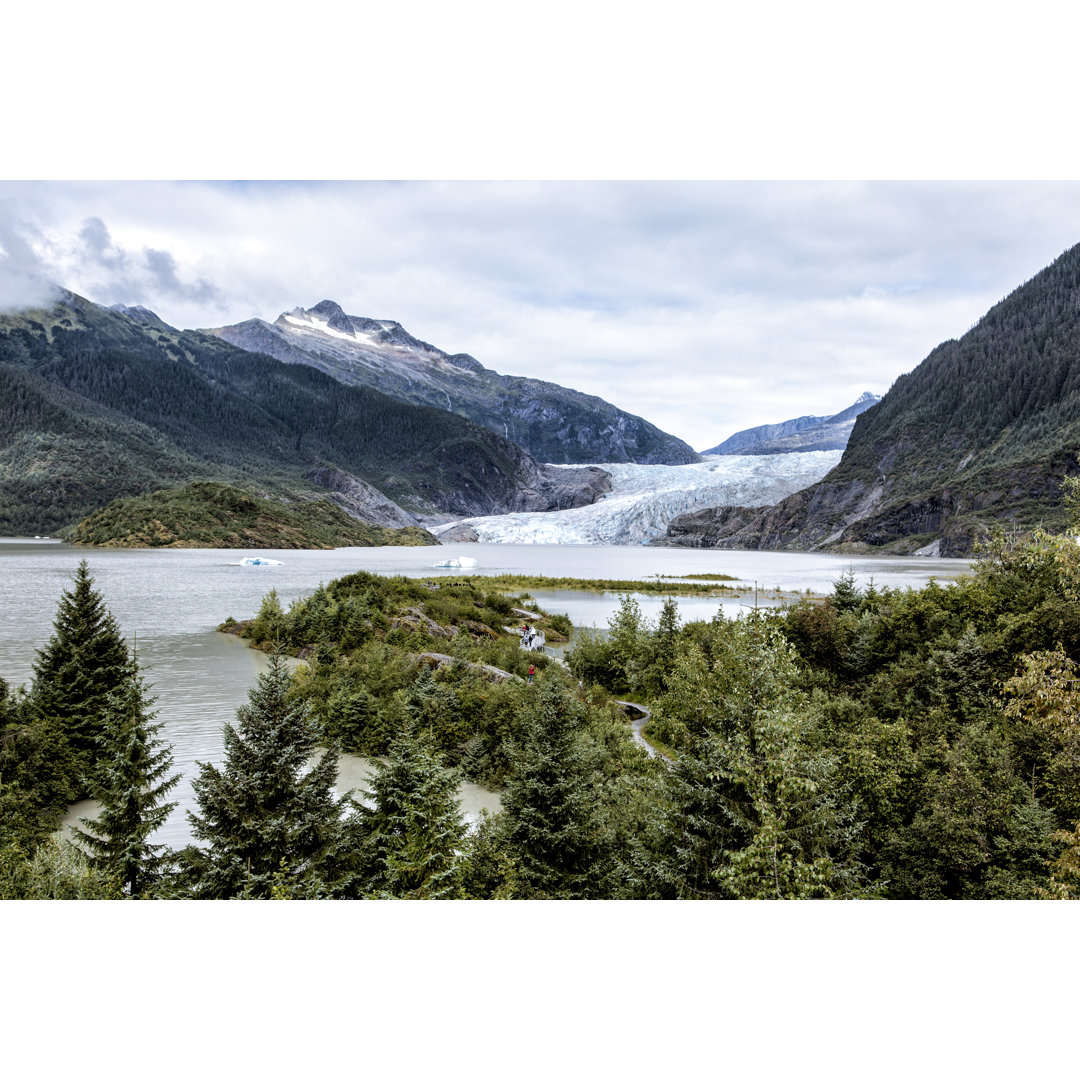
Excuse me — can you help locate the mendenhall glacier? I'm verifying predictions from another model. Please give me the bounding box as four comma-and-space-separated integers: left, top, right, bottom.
431, 451, 842, 545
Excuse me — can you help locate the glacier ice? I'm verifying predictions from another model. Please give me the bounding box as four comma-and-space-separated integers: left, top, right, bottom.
431, 451, 842, 546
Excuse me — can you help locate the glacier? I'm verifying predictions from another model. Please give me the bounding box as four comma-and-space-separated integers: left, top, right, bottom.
431, 451, 842, 545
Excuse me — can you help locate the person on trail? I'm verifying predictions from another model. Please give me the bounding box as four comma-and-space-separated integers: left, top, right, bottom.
528, 664, 535, 684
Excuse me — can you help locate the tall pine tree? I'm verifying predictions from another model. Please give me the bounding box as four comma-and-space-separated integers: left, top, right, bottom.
362, 723, 466, 899
497, 679, 606, 899
29, 560, 129, 801
73, 654, 179, 897
651, 617, 870, 899
183, 654, 363, 899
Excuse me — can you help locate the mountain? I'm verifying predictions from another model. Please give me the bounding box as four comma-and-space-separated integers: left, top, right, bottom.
662, 244, 1080, 557
0, 291, 610, 536
701, 392, 881, 455
206, 301, 700, 465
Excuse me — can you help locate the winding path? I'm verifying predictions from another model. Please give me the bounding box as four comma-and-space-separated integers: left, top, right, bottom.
612, 700, 663, 759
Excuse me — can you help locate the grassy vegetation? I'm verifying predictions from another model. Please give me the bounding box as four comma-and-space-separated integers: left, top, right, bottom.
466, 573, 746, 596
63, 482, 437, 549
656, 572, 738, 581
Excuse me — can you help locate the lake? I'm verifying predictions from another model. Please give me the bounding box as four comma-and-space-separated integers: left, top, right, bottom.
0, 538, 975, 847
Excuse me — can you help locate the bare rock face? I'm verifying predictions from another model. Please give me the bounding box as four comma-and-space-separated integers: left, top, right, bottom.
437, 523, 480, 542
509, 462, 613, 512
303, 466, 418, 529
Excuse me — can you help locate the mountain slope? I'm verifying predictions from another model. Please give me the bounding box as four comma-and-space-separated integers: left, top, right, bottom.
0, 292, 610, 534
207, 301, 700, 465
701, 392, 881, 455
663, 244, 1080, 556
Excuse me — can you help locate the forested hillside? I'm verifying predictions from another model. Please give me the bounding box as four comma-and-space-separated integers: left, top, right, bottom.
665, 244, 1080, 555
0, 292, 609, 534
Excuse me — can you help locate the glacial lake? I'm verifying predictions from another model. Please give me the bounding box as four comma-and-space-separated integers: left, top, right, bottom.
0, 538, 975, 847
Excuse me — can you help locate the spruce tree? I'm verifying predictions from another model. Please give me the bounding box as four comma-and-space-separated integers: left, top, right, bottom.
29, 560, 129, 800
497, 679, 605, 899
362, 723, 467, 898
184, 654, 362, 899
651, 617, 870, 899
73, 656, 180, 897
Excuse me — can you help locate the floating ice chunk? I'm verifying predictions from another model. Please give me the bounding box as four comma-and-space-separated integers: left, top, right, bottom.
239, 557, 282, 566
433, 556, 479, 569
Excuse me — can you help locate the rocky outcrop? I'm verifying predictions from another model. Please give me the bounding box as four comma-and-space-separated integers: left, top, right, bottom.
436, 523, 480, 542
509, 462, 613, 512
303, 465, 418, 528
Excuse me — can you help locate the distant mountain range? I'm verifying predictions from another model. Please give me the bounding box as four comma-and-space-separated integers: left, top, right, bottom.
0, 292, 610, 536
664, 243, 1080, 556
701, 392, 881, 455
206, 301, 699, 466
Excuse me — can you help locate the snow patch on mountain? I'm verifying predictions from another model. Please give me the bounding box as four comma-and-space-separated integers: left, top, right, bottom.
431, 451, 842, 545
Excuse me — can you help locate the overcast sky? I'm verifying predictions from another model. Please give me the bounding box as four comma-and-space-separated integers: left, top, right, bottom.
4, 180, 1080, 451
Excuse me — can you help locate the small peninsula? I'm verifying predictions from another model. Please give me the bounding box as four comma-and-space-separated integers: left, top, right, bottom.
63, 481, 438, 549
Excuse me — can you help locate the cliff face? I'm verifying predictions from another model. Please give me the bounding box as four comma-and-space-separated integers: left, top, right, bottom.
662, 244, 1080, 557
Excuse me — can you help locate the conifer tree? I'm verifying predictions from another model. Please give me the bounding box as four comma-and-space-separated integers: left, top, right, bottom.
183, 654, 362, 899
652, 617, 870, 899
73, 655, 179, 897
29, 560, 129, 800
362, 722, 467, 898
497, 679, 605, 898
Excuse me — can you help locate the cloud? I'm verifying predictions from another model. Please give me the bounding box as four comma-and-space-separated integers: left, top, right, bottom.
7, 180, 1080, 450
143, 247, 221, 304
0, 203, 61, 313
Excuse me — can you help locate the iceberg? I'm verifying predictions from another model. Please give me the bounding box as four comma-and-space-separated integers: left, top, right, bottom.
239, 557, 282, 566
431, 451, 842, 546
433, 556, 479, 569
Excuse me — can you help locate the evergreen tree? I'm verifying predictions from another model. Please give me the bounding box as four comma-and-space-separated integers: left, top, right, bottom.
73, 655, 180, 897
183, 654, 362, 899
652, 617, 870, 899
362, 723, 467, 898
497, 679, 605, 898
29, 560, 129, 800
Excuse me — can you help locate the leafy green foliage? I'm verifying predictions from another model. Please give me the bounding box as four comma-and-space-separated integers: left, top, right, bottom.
0, 836, 120, 899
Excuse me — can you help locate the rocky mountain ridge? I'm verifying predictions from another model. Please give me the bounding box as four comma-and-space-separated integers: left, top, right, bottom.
206, 301, 699, 466
701, 391, 881, 455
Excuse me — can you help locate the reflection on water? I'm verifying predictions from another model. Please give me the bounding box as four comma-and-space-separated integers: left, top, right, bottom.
4, 538, 972, 849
